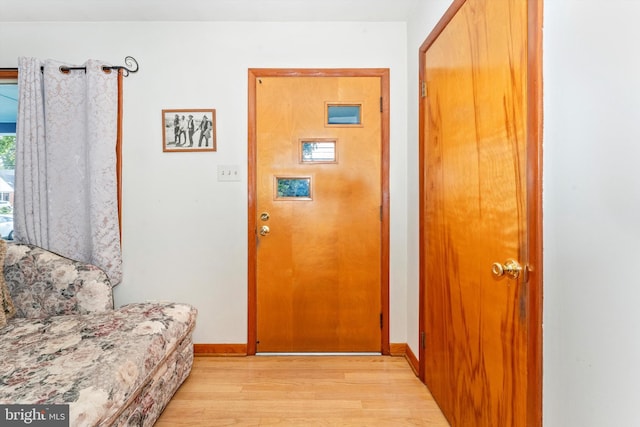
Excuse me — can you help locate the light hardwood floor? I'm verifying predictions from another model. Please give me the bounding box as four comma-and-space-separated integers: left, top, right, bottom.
156, 355, 450, 426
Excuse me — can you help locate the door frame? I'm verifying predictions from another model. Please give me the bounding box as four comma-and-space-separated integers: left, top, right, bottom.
417, 1, 543, 425
247, 68, 391, 355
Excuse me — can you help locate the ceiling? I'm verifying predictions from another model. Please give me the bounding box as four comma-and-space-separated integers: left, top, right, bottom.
1, 0, 421, 22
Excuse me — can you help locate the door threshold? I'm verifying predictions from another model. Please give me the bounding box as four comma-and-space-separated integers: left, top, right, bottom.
256, 352, 382, 356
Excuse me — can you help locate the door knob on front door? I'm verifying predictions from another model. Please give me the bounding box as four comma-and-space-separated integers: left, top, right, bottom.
491, 259, 523, 280
259, 225, 270, 236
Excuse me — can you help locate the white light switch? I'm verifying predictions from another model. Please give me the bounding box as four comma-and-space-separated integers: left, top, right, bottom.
217, 165, 241, 182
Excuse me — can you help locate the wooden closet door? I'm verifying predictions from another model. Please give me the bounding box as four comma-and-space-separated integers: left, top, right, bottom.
419, 0, 543, 425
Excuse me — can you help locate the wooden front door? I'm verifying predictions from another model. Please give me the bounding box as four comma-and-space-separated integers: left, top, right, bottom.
248, 69, 390, 354
419, 0, 542, 426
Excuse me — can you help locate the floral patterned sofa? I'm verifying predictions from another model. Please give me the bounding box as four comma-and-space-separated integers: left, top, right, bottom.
0, 242, 197, 426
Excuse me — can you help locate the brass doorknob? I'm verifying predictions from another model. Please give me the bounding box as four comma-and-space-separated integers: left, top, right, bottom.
259, 225, 270, 236
491, 259, 523, 280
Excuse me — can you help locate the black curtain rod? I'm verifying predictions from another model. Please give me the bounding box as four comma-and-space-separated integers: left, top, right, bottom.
1, 56, 139, 77
48, 56, 139, 77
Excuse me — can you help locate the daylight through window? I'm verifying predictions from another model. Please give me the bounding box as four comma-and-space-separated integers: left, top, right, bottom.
0, 73, 17, 240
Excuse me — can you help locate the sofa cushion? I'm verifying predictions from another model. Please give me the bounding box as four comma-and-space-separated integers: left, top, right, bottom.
4, 243, 113, 318
0, 302, 197, 426
0, 240, 16, 328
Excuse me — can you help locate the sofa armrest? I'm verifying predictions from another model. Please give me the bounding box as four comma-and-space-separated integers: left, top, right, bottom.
3, 243, 114, 318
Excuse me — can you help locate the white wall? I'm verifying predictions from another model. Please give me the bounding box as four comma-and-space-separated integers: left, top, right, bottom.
405, 0, 452, 359
0, 21, 409, 345
543, 1, 640, 426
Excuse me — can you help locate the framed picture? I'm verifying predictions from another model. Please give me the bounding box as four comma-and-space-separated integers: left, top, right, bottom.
162, 109, 216, 152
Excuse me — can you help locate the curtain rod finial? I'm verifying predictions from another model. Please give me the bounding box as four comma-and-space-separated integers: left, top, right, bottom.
121, 56, 139, 77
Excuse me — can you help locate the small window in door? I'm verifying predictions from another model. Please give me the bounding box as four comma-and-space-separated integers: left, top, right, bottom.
300, 139, 337, 164
274, 177, 312, 200
325, 103, 362, 126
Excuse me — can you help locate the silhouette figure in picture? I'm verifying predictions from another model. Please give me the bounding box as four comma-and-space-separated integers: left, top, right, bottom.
187, 115, 195, 147
198, 115, 212, 147
179, 115, 187, 146
173, 114, 181, 146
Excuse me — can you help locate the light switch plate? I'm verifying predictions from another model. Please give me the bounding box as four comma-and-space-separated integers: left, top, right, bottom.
217, 165, 241, 182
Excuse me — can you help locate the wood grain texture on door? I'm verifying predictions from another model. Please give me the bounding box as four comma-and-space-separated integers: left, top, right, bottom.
419, 0, 543, 425
253, 74, 385, 353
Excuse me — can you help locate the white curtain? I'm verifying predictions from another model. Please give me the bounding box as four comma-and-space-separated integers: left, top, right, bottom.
15, 57, 122, 285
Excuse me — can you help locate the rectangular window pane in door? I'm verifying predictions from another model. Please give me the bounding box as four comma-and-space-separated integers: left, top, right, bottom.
300, 139, 337, 163
326, 104, 361, 126
275, 177, 312, 200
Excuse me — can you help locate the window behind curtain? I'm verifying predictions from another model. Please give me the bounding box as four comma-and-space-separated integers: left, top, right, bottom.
0, 70, 17, 241
0, 68, 123, 242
